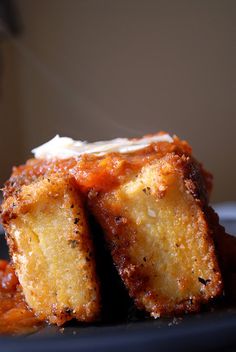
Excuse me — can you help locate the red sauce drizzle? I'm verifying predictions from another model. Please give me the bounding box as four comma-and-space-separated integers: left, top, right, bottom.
0, 260, 42, 335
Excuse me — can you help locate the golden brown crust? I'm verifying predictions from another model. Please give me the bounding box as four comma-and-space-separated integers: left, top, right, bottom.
0, 132, 224, 321
86, 153, 222, 317
2, 158, 77, 199
1, 174, 100, 325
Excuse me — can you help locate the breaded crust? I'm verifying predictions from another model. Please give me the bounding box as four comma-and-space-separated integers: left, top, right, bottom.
0, 133, 228, 320
1, 174, 100, 325
86, 153, 223, 317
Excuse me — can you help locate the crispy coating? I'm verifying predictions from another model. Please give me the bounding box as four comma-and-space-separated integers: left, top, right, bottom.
1, 174, 100, 325
0, 133, 228, 320
86, 153, 223, 317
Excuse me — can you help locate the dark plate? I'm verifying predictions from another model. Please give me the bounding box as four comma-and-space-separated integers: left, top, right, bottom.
0, 204, 236, 352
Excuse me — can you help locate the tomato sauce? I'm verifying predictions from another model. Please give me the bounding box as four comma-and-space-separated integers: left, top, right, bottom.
0, 260, 42, 335
73, 139, 191, 193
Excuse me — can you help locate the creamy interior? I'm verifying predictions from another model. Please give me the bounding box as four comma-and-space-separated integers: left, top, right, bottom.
32, 134, 173, 160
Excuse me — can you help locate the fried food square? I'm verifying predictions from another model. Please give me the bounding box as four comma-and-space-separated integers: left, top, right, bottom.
75, 145, 223, 317
0, 133, 229, 322
1, 174, 100, 325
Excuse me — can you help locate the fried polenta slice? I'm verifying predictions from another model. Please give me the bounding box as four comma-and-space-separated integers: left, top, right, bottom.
1, 174, 100, 325
88, 153, 223, 317
0, 133, 226, 321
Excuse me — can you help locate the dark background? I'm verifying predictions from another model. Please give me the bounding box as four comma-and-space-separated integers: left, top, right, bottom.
0, 0, 235, 201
